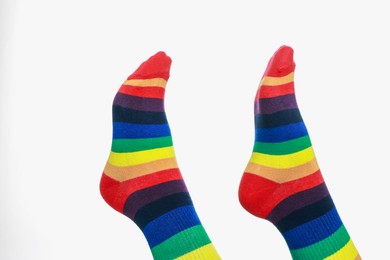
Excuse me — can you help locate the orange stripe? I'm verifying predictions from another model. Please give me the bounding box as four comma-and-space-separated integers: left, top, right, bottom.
260, 72, 294, 86
104, 157, 179, 182
245, 158, 319, 183
123, 78, 167, 88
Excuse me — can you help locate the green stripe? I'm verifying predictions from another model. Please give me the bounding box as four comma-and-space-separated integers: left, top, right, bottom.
290, 225, 351, 260
111, 136, 173, 153
253, 135, 312, 155
151, 225, 211, 260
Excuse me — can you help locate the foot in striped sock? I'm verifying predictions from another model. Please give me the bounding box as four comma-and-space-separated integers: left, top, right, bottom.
100, 52, 221, 260
238, 46, 361, 259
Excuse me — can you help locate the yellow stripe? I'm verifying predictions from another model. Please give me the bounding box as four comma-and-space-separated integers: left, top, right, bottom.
176, 244, 221, 260
260, 72, 294, 86
123, 78, 167, 88
245, 157, 319, 183
108, 147, 175, 167
249, 147, 315, 169
324, 239, 359, 260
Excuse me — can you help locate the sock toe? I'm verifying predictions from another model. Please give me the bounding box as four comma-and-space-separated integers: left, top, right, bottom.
129, 51, 172, 80
263, 45, 295, 77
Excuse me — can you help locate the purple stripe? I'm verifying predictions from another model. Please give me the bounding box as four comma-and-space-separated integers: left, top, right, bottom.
267, 183, 329, 223
113, 92, 165, 112
123, 180, 188, 220
255, 94, 298, 114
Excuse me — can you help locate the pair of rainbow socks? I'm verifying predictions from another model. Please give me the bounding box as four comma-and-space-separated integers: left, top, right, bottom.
100, 46, 361, 260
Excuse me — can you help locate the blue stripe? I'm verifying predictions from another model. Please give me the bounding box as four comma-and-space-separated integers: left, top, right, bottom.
113, 122, 171, 139
143, 206, 201, 248
255, 122, 308, 143
282, 207, 343, 249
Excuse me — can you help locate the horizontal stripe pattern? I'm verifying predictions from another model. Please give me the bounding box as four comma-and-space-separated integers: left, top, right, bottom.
111, 136, 173, 153
324, 239, 360, 260
250, 146, 315, 169
113, 92, 165, 112
275, 196, 335, 233
256, 82, 295, 98
143, 206, 201, 248
253, 135, 312, 155
260, 72, 295, 86
255, 94, 298, 114
255, 122, 308, 143
103, 158, 179, 182
291, 225, 351, 259
255, 108, 303, 128
123, 180, 188, 219
176, 243, 221, 260
267, 183, 330, 223
244, 159, 319, 183
100, 52, 220, 259
123, 77, 167, 88
119, 85, 166, 99
112, 123, 171, 139
239, 46, 358, 260
151, 225, 212, 260
108, 146, 175, 167
134, 192, 193, 230
113, 106, 167, 124
285, 214, 345, 250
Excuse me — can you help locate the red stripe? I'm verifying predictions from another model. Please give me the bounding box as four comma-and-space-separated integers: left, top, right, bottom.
256, 81, 295, 99
239, 170, 324, 218
118, 85, 165, 99
128, 72, 170, 81
100, 168, 183, 213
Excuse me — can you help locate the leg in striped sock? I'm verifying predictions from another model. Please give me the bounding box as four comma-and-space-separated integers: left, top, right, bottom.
100, 52, 221, 260
239, 46, 361, 259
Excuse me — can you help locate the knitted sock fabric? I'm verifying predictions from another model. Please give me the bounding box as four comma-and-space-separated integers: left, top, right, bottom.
100, 52, 220, 260
239, 46, 361, 260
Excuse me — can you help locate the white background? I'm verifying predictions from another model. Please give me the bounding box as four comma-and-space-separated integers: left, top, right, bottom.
1, 1, 389, 259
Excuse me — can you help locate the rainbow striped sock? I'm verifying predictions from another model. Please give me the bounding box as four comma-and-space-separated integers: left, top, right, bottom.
100, 52, 221, 260
239, 46, 361, 260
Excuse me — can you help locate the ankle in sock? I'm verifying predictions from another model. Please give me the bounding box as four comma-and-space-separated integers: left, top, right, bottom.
100, 52, 221, 260
239, 46, 361, 260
